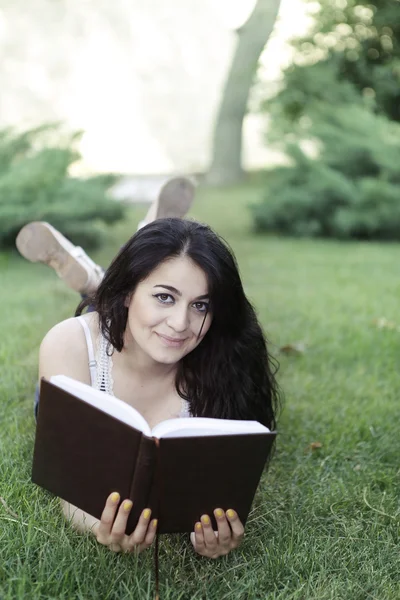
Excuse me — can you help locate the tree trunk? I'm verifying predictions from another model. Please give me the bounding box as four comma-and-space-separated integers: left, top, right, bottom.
207, 0, 281, 185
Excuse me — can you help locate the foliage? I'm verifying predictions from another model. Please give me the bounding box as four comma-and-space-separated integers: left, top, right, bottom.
263, 0, 400, 134
253, 105, 400, 240
254, 1, 400, 240
0, 125, 124, 249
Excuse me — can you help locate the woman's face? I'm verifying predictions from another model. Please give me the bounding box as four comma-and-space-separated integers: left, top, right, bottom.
125, 255, 212, 365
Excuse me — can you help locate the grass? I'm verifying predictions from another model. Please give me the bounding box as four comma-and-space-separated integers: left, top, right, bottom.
1, 183, 399, 599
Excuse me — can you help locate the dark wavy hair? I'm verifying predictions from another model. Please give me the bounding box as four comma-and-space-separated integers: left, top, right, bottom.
76, 218, 280, 430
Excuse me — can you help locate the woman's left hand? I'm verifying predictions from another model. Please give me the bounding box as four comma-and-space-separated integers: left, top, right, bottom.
190, 509, 244, 558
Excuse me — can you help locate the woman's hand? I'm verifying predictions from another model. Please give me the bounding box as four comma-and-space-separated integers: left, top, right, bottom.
92, 492, 157, 553
190, 509, 244, 558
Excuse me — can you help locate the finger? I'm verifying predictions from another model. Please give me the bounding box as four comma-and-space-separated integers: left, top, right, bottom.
226, 510, 245, 547
110, 499, 133, 538
142, 518, 158, 547
127, 508, 152, 547
214, 508, 231, 547
123, 518, 157, 554
108, 542, 123, 553
200, 514, 218, 551
192, 521, 206, 553
96, 492, 120, 540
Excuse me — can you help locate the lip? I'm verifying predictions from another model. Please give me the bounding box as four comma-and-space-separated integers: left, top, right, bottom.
156, 333, 187, 347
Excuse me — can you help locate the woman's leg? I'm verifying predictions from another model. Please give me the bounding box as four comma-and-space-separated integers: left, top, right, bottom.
16, 176, 196, 293
138, 176, 195, 228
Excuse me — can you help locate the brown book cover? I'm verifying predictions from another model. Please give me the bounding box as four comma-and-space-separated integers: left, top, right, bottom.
32, 378, 276, 534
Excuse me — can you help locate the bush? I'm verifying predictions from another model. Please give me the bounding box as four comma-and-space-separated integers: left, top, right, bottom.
0, 125, 125, 249
252, 106, 400, 240
333, 178, 400, 240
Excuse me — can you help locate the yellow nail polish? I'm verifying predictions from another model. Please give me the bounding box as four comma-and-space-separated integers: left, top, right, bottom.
123, 500, 133, 511
195, 522, 202, 532
226, 509, 236, 519
111, 492, 120, 503
152, 519, 158, 529
215, 508, 224, 518
201, 515, 210, 525
143, 508, 151, 519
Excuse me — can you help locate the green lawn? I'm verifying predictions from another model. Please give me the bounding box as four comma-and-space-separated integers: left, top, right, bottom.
1, 184, 399, 599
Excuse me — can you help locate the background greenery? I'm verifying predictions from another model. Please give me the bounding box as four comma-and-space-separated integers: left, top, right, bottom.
1, 185, 399, 599
253, 0, 400, 240
0, 125, 125, 250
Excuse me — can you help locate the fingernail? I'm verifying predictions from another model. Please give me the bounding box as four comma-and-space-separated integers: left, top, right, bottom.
195, 522, 202, 532
215, 508, 224, 518
143, 508, 151, 520
111, 492, 120, 503
226, 509, 236, 519
152, 519, 158, 529
201, 515, 210, 525
123, 500, 133, 511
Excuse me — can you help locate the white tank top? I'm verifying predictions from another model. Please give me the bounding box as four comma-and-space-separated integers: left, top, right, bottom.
76, 316, 191, 418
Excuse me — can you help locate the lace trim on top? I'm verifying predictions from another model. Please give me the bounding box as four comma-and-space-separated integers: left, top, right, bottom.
179, 399, 191, 418
95, 331, 114, 395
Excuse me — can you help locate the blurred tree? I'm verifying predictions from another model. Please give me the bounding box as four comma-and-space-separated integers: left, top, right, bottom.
264, 0, 400, 137
252, 0, 400, 240
207, 0, 282, 185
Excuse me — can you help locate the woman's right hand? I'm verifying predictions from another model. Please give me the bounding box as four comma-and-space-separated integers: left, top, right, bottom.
92, 492, 157, 553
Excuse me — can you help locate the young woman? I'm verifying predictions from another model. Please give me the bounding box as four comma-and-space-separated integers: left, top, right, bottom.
17, 191, 279, 559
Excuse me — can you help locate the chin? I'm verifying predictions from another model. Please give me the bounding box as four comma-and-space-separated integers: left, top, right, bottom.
149, 348, 185, 365
156, 344, 196, 364
155, 355, 184, 366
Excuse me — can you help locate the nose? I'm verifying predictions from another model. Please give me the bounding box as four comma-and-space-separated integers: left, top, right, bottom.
166, 305, 190, 333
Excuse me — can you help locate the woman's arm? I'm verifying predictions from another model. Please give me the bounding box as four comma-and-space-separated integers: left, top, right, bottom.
39, 317, 157, 550
39, 317, 92, 384
60, 500, 99, 533
39, 317, 98, 533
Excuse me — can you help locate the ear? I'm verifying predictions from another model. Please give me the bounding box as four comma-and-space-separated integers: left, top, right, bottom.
124, 293, 132, 308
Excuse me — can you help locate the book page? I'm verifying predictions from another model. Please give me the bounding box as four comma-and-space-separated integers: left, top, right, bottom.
49, 375, 152, 436
152, 417, 270, 439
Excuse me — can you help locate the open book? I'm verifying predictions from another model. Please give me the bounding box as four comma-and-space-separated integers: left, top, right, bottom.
32, 375, 276, 534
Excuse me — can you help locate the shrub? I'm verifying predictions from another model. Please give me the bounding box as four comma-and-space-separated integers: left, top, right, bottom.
333, 178, 400, 240
253, 152, 358, 237
252, 106, 400, 241
0, 125, 125, 249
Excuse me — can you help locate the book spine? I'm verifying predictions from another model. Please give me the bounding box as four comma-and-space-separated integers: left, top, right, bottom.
126, 435, 157, 532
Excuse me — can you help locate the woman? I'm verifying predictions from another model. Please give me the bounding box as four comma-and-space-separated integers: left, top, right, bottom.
17, 206, 279, 559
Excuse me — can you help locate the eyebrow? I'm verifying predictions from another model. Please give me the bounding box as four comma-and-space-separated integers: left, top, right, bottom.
153, 284, 209, 300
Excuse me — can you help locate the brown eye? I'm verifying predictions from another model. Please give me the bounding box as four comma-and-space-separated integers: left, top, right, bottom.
193, 302, 209, 313
154, 293, 174, 304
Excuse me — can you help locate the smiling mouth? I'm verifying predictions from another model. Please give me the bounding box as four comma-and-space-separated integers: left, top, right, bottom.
157, 333, 187, 346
